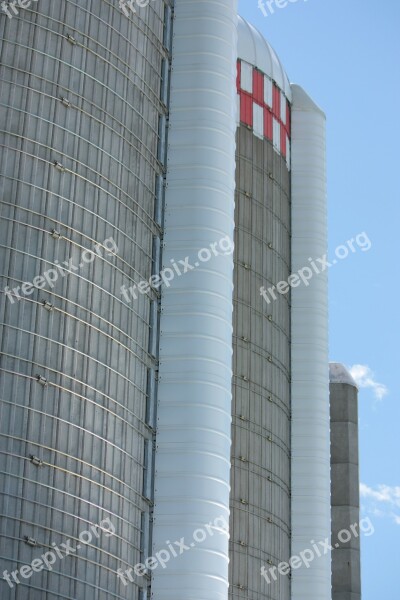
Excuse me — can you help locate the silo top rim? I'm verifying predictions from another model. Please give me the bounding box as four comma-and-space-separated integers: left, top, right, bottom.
329, 363, 358, 388
238, 15, 292, 100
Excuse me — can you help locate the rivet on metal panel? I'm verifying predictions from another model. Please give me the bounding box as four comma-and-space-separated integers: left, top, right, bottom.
50, 229, 61, 239
30, 455, 44, 467
242, 263, 250, 269
36, 375, 48, 387
239, 540, 247, 547
268, 356, 272, 363
239, 456, 247, 463
268, 559, 274, 565
240, 499, 248, 505
268, 517, 273, 523
239, 415, 247, 421
268, 476, 272, 481
24, 536, 38, 547
241, 336, 249, 342
268, 395, 272, 401
244, 191, 251, 198
241, 375, 248, 381
66, 34, 77, 45
268, 436, 272, 442
269, 172, 274, 180
237, 584, 246, 590
53, 161, 65, 173
42, 300, 53, 311
268, 315, 273, 322
60, 97, 71, 108
268, 242, 273, 249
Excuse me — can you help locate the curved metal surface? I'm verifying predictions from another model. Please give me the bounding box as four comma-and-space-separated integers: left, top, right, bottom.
290, 84, 331, 600
237, 16, 291, 101
151, 1, 238, 599
0, 1, 169, 598
229, 126, 291, 600
329, 363, 357, 388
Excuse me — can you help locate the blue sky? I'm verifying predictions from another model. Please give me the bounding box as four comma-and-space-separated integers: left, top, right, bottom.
238, 0, 400, 596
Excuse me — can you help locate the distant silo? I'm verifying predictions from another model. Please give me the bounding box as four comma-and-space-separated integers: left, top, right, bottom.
330, 363, 361, 600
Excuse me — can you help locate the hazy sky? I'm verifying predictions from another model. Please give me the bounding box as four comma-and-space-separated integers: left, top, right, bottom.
238, 0, 400, 596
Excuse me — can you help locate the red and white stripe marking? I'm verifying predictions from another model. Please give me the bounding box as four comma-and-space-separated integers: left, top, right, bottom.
237, 60, 291, 169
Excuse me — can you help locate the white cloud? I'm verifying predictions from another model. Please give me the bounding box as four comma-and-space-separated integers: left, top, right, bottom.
393, 515, 400, 526
360, 483, 400, 525
349, 364, 388, 401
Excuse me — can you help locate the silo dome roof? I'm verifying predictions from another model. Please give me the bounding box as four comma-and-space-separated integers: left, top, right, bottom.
329, 363, 358, 387
238, 15, 291, 100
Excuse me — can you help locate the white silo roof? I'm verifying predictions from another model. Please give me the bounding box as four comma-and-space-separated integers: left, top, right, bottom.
238, 15, 292, 99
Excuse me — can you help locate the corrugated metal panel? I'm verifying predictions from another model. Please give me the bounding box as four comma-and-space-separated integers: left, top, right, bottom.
236, 37, 291, 167
253, 69, 264, 104
286, 102, 291, 137
286, 134, 291, 170
237, 59, 241, 90
241, 61, 253, 93
151, 2, 237, 600
0, 1, 169, 598
240, 92, 253, 127
264, 75, 273, 108
253, 103, 264, 139
264, 108, 273, 141
273, 118, 281, 153
281, 127, 287, 158
290, 84, 331, 600
230, 125, 291, 600
280, 91, 287, 125
273, 85, 281, 120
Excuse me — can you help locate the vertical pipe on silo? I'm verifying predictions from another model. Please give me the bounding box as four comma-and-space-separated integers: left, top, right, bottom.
151, 1, 238, 599
290, 85, 331, 600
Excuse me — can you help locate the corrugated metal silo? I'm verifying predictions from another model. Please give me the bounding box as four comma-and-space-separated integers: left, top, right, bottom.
230, 17, 292, 600
0, 1, 172, 598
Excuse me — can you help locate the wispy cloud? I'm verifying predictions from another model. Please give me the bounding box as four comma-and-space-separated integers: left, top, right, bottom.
360, 483, 400, 525
393, 515, 400, 526
349, 364, 388, 401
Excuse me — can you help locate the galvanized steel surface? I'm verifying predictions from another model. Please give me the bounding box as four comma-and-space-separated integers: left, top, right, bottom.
0, 1, 169, 598
229, 126, 291, 600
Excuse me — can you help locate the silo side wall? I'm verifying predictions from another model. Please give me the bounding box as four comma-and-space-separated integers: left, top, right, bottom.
151, 1, 238, 599
229, 126, 291, 600
290, 84, 331, 600
0, 2, 170, 598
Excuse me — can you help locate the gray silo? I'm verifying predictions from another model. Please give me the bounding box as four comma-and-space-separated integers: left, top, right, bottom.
330, 363, 361, 600
229, 18, 292, 600
0, 1, 172, 598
